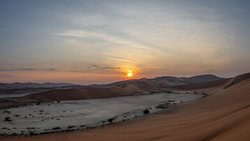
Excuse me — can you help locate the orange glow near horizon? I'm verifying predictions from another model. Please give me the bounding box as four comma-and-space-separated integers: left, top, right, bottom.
126, 70, 133, 78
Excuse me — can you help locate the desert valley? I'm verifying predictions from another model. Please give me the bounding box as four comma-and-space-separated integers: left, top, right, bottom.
0, 73, 250, 141
1, 0, 250, 140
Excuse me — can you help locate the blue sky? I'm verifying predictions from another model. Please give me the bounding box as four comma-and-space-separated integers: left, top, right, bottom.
0, 0, 250, 84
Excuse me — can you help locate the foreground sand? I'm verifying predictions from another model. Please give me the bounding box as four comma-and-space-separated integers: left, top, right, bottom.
1, 79, 250, 141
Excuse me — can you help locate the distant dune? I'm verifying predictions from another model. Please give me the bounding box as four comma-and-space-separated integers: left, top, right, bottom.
224, 72, 250, 89
181, 74, 225, 83
21, 83, 148, 101
171, 78, 230, 90
1, 73, 249, 141
15, 74, 226, 102
0, 74, 236, 109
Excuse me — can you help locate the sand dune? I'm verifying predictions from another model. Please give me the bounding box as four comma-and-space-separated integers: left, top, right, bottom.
1, 74, 249, 140
21, 83, 148, 101
18, 74, 227, 101
0, 74, 226, 109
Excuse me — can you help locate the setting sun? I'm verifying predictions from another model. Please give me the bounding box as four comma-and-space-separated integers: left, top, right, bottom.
126, 70, 133, 78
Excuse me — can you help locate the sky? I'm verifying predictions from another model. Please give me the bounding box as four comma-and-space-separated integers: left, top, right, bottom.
0, 0, 250, 84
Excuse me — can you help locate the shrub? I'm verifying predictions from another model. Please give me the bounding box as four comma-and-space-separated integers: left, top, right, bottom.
143, 109, 150, 114
52, 127, 61, 130
108, 118, 114, 123
4, 117, 12, 122
14, 114, 20, 117
156, 103, 170, 109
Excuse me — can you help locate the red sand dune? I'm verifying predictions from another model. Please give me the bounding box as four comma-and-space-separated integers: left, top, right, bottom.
1, 73, 250, 141
20, 83, 148, 101
19, 74, 231, 101
0, 74, 228, 109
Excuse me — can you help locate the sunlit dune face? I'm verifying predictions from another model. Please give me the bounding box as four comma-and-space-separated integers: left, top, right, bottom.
126, 70, 133, 78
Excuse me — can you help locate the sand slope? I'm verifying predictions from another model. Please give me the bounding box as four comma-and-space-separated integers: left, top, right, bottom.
0, 75, 227, 109
21, 83, 148, 101
19, 74, 226, 101
1, 75, 250, 141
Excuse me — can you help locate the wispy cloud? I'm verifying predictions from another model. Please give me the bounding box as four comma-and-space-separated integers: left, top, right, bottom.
89, 65, 120, 70
1, 0, 249, 83
56, 30, 161, 54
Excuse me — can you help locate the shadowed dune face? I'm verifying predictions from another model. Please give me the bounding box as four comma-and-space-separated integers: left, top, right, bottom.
21, 84, 148, 101
0, 74, 250, 141
171, 78, 230, 90
224, 72, 250, 89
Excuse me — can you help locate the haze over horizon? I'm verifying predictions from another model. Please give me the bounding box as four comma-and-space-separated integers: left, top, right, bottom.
1, 0, 250, 84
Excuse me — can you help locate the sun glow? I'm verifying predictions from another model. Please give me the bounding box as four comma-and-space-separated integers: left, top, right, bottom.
126, 70, 133, 78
